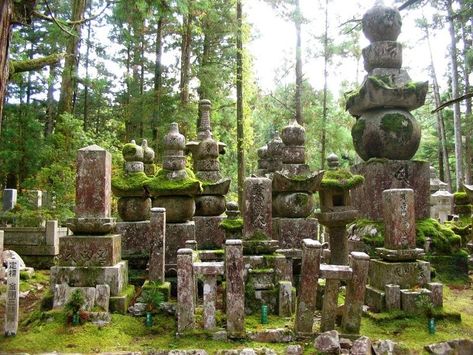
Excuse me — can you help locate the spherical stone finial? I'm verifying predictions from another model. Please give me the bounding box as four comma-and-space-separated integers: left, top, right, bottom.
281, 118, 305, 146
164, 122, 186, 151
362, 3, 402, 42
226, 201, 239, 211
327, 153, 340, 169
257, 145, 269, 159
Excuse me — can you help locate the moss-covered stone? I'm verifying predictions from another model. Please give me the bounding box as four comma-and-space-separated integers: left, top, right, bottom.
219, 218, 243, 232
320, 169, 364, 190
380, 113, 414, 143
146, 168, 202, 196
454, 192, 470, 205
111, 170, 148, 197
416, 218, 462, 255
351, 118, 366, 147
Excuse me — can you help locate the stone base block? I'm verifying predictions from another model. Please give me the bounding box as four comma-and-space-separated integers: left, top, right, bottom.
365, 285, 385, 312
272, 218, 318, 249
166, 222, 195, 273
248, 268, 274, 290
115, 221, 152, 268
368, 259, 430, 290
194, 216, 225, 249
376, 247, 425, 261
351, 160, 430, 220
50, 260, 128, 296
401, 288, 431, 314
58, 234, 122, 267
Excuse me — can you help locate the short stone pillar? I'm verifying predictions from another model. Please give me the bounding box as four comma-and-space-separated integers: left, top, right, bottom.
4, 259, 20, 336
320, 279, 340, 332
225, 239, 245, 338
203, 274, 217, 329
177, 248, 195, 333
3, 189, 17, 212
427, 282, 443, 307
385, 284, 401, 311
295, 239, 322, 336
342, 252, 370, 334
45, 220, 59, 247
149, 207, 166, 282
278, 281, 292, 317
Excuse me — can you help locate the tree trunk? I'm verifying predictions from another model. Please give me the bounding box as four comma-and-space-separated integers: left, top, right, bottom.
179, 9, 192, 105
447, 0, 464, 191
320, 0, 329, 169
0, 0, 13, 134
294, 0, 303, 125
461, 9, 472, 184
236, 0, 245, 211
45, 64, 57, 136
57, 0, 87, 116
153, 10, 164, 154
425, 19, 452, 190
83, 0, 92, 131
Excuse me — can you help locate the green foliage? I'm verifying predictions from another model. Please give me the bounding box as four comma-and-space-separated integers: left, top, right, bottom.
320, 169, 364, 190
64, 290, 85, 315
140, 282, 165, 312
415, 294, 435, 317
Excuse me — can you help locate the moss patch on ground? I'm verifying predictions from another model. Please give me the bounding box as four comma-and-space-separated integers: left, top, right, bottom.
320, 169, 364, 190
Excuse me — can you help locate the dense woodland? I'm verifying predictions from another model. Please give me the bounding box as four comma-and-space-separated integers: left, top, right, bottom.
0, 0, 472, 223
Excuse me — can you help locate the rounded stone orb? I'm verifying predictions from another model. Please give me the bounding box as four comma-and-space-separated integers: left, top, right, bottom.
153, 196, 195, 223
281, 119, 305, 146
351, 109, 421, 161
362, 4, 402, 42
273, 192, 314, 218
118, 197, 151, 222
195, 195, 226, 216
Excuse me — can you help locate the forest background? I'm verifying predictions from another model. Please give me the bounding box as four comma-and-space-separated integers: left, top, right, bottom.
0, 0, 472, 224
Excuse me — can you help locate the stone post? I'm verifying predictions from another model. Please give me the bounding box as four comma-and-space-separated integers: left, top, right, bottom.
225, 239, 245, 338
326, 225, 349, 266
3, 188, 17, 212
203, 274, 217, 330
243, 177, 272, 239
149, 207, 166, 282
385, 284, 401, 311
295, 239, 322, 336
274, 253, 293, 283
177, 248, 195, 333
342, 252, 370, 334
278, 281, 292, 317
45, 220, 59, 247
383, 189, 416, 250
427, 282, 443, 307
4, 259, 20, 336
320, 279, 340, 332
0, 230, 4, 279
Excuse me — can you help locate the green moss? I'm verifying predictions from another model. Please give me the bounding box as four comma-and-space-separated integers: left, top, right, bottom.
351, 118, 365, 146
145, 168, 201, 195
320, 169, 364, 190
247, 230, 269, 241
454, 192, 470, 205
416, 218, 462, 255
122, 143, 138, 158
219, 218, 243, 231
111, 170, 148, 196
380, 113, 413, 142
368, 75, 394, 89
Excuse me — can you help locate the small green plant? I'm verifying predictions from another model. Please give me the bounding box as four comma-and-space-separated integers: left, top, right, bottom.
415, 294, 434, 318
64, 290, 85, 315
141, 284, 165, 312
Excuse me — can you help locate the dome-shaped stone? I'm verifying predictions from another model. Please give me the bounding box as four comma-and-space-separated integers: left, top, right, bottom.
257, 145, 269, 159
281, 119, 305, 146
351, 108, 421, 161
122, 140, 143, 162
198, 133, 219, 159
327, 153, 339, 169
267, 132, 284, 158
362, 4, 402, 42
164, 123, 185, 152
141, 139, 155, 164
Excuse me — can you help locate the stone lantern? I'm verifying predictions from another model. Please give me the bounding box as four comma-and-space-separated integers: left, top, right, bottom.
316, 153, 364, 265
431, 182, 453, 223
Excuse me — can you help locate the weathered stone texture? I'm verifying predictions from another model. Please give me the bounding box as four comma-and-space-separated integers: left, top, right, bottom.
243, 178, 272, 240
320, 279, 340, 332
115, 221, 153, 268
177, 248, 195, 333
166, 222, 195, 273
278, 281, 292, 317
225, 240, 245, 338
351, 160, 430, 221
194, 215, 226, 249
4, 259, 20, 336
385, 284, 401, 311
58, 235, 121, 267
149, 207, 166, 282
272, 218, 317, 249
368, 259, 430, 290
427, 282, 443, 307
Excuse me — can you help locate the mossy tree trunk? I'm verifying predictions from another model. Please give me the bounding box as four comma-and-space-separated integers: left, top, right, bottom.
0, 0, 13, 134
294, 0, 303, 126
236, 0, 245, 211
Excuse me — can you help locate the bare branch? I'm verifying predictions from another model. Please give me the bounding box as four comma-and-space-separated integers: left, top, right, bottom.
431, 91, 473, 113
9, 52, 65, 78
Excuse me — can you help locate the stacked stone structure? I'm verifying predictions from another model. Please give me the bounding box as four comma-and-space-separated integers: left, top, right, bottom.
52, 145, 129, 313
348, 3, 430, 221
187, 99, 230, 249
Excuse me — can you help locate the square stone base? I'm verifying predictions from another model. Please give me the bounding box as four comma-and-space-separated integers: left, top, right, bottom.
272, 218, 318, 249
365, 285, 385, 312
194, 216, 225, 249
50, 260, 128, 296
58, 234, 122, 267
115, 221, 153, 268
166, 222, 195, 273
368, 259, 430, 290
351, 160, 430, 220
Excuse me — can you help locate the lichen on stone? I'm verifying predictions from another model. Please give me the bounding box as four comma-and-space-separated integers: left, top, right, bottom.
122, 143, 138, 158
320, 169, 364, 190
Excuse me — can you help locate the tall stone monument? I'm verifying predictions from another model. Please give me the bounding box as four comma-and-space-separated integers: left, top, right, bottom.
51, 145, 129, 313
4, 259, 20, 336
347, 2, 430, 221
186, 99, 231, 249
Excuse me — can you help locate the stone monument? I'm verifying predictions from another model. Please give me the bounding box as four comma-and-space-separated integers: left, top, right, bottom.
51, 145, 129, 313
347, 2, 430, 221
186, 99, 231, 249
4, 259, 20, 336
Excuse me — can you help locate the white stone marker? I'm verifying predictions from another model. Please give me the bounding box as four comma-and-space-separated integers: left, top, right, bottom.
5, 258, 20, 336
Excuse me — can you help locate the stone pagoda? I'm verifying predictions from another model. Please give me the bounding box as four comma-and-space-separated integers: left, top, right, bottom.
347, 2, 430, 221
186, 99, 231, 249
365, 188, 442, 313
316, 153, 364, 265
272, 119, 324, 249
51, 145, 129, 313
147, 123, 201, 273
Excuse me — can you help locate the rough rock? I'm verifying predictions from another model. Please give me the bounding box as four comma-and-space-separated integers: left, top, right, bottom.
248, 328, 293, 343
314, 330, 341, 354
351, 336, 373, 355
285, 345, 303, 355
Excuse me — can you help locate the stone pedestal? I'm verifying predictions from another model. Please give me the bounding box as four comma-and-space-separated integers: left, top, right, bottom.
272, 218, 317, 249
166, 221, 195, 273
351, 160, 430, 221
194, 215, 225, 249
115, 221, 153, 269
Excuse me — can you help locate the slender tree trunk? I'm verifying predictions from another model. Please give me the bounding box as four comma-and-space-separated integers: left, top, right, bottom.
320, 0, 329, 169
0, 0, 13, 134
236, 0, 245, 211
461, 11, 472, 184
45, 64, 57, 136
26, 22, 34, 104
425, 20, 452, 190
294, 0, 303, 125
447, 0, 464, 191
153, 11, 164, 154
179, 10, 192, 105
57, 0, 87, 116
83, 0, 92, 131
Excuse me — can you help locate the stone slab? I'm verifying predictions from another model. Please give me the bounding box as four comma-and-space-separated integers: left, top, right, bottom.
368, 259, 430, 290
3, 244, 59, 256
401, 288, 431, 314
194, 215, 225, 249
58, 234, 122, 267
50, 260, 128, 296
351, 160, 430, 221
53, 284, 96, 310
320, 264, 353, 280
115, 221, 153, 268
3, 228, 46, 245
272, 217, 318, 249
376, 248, 425, 261
166, 222, 195, 273
193, 261, 225, 275
243, 177, 272, 240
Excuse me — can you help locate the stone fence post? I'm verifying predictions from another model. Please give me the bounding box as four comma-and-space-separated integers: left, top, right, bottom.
149, 207, 166, 282
177, 248, 194, 333
5, 259, 20, 336
225, 239, 245, 338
